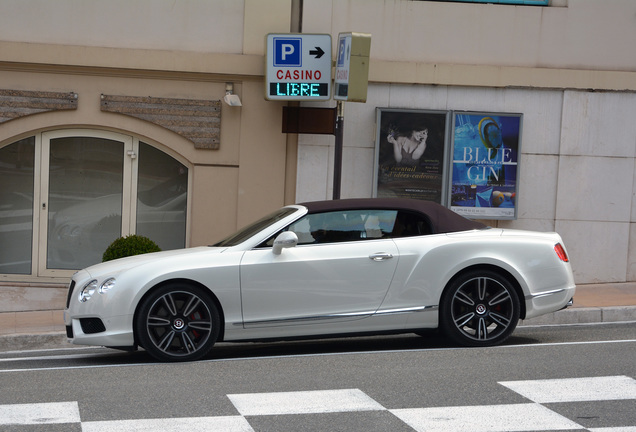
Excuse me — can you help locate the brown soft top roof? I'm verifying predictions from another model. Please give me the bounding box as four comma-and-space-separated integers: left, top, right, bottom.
298, 198, 486, 234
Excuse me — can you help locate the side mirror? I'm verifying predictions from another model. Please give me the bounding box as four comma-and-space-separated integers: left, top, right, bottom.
272, 231, 298, 255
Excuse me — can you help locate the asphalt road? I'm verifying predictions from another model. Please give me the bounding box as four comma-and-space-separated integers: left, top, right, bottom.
0, 322, 635, 431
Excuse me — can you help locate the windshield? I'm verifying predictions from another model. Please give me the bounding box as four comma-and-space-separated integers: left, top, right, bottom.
213, 207, 297, 247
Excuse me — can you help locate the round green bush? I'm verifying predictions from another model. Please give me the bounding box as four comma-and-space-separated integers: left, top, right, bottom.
102, 235, 161, 262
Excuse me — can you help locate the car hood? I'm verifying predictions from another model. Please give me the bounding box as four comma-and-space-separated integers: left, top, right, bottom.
80, 246, 227, 278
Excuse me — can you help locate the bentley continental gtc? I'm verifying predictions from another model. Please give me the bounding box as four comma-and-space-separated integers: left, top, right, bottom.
64, 198, 575, 362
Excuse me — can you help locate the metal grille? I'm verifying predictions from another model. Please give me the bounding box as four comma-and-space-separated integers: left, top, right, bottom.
65, 280, 76, 308
80, 318, 106, 334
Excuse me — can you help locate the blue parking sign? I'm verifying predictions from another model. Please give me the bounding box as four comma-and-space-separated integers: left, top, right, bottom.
274, 37, 302, 67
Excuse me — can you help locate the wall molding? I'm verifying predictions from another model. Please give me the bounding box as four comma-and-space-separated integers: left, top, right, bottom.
100, 94, 221, 149
0, 89, 77, 124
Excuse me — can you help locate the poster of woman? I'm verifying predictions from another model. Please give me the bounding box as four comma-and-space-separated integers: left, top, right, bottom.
374, 109, 448, 203
450, 112, 522, 219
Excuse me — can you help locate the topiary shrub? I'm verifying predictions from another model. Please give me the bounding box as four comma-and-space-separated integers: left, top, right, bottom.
102, 235, 161, 262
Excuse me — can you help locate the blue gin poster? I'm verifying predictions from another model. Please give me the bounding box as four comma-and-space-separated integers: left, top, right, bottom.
450, 113, 521, 219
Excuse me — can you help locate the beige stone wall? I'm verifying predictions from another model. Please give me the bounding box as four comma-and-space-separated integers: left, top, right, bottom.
1, 0, 636, 318
304, 0, 636, 72
0, 1, 295, 315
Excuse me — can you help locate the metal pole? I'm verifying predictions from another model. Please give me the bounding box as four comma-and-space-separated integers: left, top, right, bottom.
333, 101, 344, 200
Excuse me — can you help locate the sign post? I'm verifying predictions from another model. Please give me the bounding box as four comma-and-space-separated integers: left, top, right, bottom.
265, 33, 332, 101
333, 32, 371, 199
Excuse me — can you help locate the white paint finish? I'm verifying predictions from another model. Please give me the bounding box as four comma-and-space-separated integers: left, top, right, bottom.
556, 155, 633, 223
561, 91, 636, 158
499, 376, 636, 403
0, 401, 80, 425
81, 416, 253, 432
390, 403, 581, 432
555, 220, 630, 284
227, 389, 385, 416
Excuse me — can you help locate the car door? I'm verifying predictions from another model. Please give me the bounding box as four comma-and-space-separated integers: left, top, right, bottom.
239, 209, 400, 328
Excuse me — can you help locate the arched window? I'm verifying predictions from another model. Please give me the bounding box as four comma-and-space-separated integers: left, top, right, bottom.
0, 130, 189, 277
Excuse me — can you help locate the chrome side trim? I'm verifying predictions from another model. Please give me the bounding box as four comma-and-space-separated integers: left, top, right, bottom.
239, 305, 437, 328
525, 288, 567, 300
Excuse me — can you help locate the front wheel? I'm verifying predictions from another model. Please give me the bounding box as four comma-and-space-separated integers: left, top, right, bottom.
440, 270, 520, 347
135, 283, 220, 362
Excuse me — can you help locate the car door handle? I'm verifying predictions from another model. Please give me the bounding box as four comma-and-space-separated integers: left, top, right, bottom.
369, 252, 393, 261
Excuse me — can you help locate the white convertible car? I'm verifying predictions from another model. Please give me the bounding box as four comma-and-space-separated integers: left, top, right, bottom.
64, 198, 575, 362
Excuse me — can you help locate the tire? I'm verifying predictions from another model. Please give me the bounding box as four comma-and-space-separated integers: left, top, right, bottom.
135, 283, 220, 362
440, 269, 520, 347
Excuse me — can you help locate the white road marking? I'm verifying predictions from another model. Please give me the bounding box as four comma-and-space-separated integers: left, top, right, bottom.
390, 403, 581, 432
0, 401, 80, 425
81, 416, 254, 432
1, 338, 634, 373
588, 428, 636, 432
228, 388, 385, 416
500, 375, 636, 403
0, 377, 634, 430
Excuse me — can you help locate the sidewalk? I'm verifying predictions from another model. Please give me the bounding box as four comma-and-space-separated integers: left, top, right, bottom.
1, 283, 635, 353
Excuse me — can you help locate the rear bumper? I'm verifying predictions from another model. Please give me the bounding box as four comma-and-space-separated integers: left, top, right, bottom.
524, 285, 576, 320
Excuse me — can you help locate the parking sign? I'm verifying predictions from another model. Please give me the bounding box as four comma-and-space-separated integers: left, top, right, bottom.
265, 33, 332, 101
273, 37, 302, 67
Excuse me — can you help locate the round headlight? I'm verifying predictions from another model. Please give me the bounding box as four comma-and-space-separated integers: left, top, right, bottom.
100, 278, 116, 294
79, 280, 98, 303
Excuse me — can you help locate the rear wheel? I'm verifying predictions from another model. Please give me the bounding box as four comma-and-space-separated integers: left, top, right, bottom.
135, 283, 220, 362
440, 270, 520, 347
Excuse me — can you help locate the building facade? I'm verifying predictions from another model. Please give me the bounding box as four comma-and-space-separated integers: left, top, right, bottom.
1, 0, 635, 331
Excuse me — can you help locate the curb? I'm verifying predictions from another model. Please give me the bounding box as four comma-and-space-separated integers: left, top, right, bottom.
518, 306, 636, 326
1, 306, 634, 353
0, 332, 69, 353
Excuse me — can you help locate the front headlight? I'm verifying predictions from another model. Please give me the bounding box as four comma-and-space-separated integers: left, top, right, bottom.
78, 280, 98, 303
100, 278, 116, 293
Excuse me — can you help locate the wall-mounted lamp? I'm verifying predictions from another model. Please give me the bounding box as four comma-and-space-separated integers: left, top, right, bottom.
223, 82, 242, 107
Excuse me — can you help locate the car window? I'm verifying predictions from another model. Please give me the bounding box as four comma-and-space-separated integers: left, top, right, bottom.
259, 209, 432, 247
392, 211, 433, 238
289, 210, 389, 244
214, 207, 297, 247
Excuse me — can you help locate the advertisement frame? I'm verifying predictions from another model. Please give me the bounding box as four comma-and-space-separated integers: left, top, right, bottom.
373, 108, 451, 204
448, 111, 523, 220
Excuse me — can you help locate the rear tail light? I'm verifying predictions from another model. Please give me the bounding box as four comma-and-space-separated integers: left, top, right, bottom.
554, 243, 569, 262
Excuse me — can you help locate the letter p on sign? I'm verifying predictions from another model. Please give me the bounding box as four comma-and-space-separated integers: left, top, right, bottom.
274, 37, 302, 67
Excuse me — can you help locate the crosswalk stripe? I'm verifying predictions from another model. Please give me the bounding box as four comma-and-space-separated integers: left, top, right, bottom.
228, 388, 385, 416
499, 375, 636, 403
0, 401, 80, 425
390, 403, 582, 432
81, 416, 254, 432
0, 376, 633, 430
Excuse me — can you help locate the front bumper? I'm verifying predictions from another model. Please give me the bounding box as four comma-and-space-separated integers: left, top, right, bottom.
64, 309, 136, 348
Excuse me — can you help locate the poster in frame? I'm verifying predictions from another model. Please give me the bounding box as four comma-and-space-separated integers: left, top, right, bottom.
373, 108, 450, 204
449, 111, 522, 220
